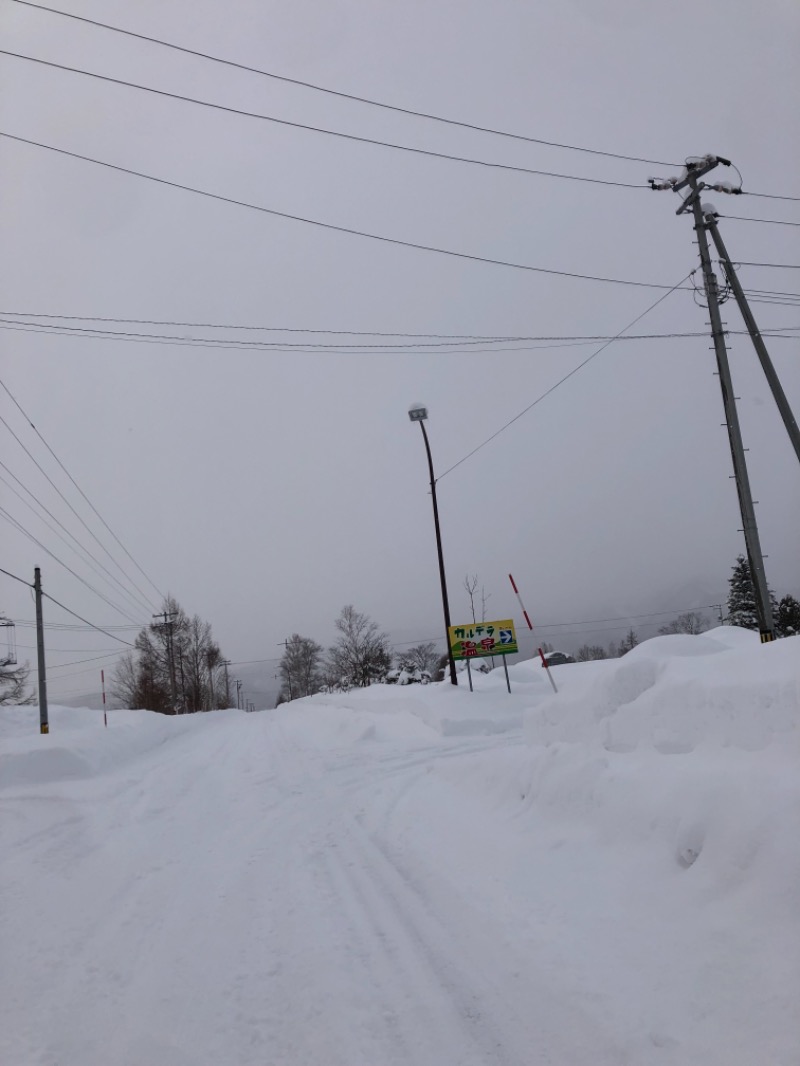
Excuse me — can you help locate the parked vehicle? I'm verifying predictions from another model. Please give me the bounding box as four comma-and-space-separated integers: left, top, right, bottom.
541, 650, 575, 667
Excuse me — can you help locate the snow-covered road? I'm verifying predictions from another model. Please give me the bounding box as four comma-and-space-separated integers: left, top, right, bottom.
2, 632, 798, 1064
3, 714, 627, 1065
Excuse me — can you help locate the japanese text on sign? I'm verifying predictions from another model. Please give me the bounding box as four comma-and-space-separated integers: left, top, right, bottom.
448, 619, 518, 660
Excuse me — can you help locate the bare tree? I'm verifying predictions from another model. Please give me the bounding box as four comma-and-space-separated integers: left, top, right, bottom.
111, 651, 139, 708
279, 635, 323, 701
464, 574, 479, 623
112, 597, 227, 714
397, 642, 440, 679
327, 606, 391, 689
658, 611, 709, 636
576, 644, 607, 661
618, 629, 639, 655
0, 616, 31, 705
0, 656, 32, 705
464, 574, 491, 624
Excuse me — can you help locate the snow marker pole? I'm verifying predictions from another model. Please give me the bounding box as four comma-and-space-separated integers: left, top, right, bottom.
508, 573, 558, 693
101, 669, 107, 727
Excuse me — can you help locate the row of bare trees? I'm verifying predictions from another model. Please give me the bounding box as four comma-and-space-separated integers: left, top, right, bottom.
113, 597, 229, 714
276, 606, 444, 705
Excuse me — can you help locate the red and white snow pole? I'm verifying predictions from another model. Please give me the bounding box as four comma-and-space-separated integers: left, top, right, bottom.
101, 669, 107, 727
508, 573, 558, 693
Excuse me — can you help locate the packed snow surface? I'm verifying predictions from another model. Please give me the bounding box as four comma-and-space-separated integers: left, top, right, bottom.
1, 628, 798, 1065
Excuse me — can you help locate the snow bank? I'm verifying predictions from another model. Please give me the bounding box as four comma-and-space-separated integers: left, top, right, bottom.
0, 704, 241, 790
403, 632, 800, 1063
525, 627, 798, 752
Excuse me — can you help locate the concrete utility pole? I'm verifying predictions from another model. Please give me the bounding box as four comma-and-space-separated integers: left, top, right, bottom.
34, 567, 48, 734
705, 217, 800, 466
177, 648, 186, 714
278, 638, 295, 700
220, 659, 231, 707
207, 650, 216, 711
652, 155, 775, 640
152, 610, 179, 712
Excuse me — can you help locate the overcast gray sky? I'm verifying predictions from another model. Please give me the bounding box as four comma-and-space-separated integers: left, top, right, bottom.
1, 0, 798, 704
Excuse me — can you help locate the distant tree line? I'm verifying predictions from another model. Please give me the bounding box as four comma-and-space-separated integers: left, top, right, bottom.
535, 554, 799, 664
275, 605, 444, 705
276, 554, 800, 705
113, 596, 229, 713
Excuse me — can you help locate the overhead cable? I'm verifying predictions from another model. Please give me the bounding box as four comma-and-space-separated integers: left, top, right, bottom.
0, 311, 522, 340
437, 273, 692, 480
0, 505, 146, 624
0, 375, 164, 603
1, 317, 711, 348
0, 51, 649, 191
48, 650, 123, 672
0, 565, 33, 587
743, 191, 800, 203
2, 318, 798, 356
0, 463, 157, 619
721, 214, 800, 228
0, 132, 687, 292
735, 262, 800, 270
40, 592, 137, 646
0, 407, 157, 614
2, 310, 798, 342
7, 0, 678, 167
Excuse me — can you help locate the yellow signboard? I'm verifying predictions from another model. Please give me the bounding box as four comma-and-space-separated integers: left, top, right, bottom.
448, 619, 518, 660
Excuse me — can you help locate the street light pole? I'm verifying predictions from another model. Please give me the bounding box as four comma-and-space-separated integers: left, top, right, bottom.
408, 405, 458, 685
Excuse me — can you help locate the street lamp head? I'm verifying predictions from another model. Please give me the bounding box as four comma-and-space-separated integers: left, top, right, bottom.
408, 403, 428, 422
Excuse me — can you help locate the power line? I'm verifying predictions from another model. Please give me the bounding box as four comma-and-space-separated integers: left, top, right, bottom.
0, 317, 711, 348
7, 0, 678, 168
437, 273, 691, 480
0, 460, 156, 618
0, 316, 735, 346
743, 191, 800, 203
0, 565, 33, 587
0, 504, 146, 624
735, 262, 800, 270
0, 320, 598, 355
0, 403, 160, 616
0, 132, 688, 292
48, 650, 122, 672
0, 375, 164, 604
16, 642, 126, 653
746, 298, 800, 309
0, 312, 523, 340
40, 592, 137, 646
0, 313, 716, 346
744, 287, 800, 299
0, 50, 651, 192
721, 214, 800, 228
6, 321, 745, 358
3, 317, 797, 357
11, 618, 142, 630
533, 604, 723, 629
235, 601, 727, 664
2, 310, 798, 343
